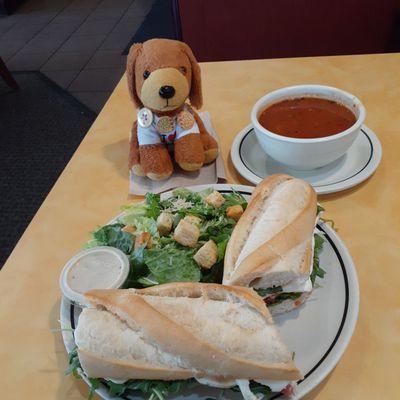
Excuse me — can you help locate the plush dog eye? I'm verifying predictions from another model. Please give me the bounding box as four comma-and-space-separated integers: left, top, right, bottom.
143, 70, 150, 79
179, 66, 187, 75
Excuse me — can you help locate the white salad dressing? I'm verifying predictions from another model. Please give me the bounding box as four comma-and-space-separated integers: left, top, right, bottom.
60, 246, 130, 306
67, 251, 124, 293
235, 380, 263, 400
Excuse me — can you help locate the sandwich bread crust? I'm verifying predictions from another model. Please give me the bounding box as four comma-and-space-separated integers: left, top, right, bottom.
223, 174, 317, 287
75, 283, 302, 382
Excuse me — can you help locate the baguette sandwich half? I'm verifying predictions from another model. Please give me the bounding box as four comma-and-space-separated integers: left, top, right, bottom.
223, 174, 317, 315
75, 282, 301, 398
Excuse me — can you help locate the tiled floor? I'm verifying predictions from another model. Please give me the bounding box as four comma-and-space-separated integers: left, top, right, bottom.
0, 0, 154, 113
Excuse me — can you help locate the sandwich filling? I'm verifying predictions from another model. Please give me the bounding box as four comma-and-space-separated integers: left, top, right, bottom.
253, 218, 325, 308
228, 180, 324, 310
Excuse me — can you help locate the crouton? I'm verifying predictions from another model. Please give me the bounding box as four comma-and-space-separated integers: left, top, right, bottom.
193, 240, 218, 269
122, 225, 136, 234
205, 190, 225, 208
156, 212, 173, 235
134, 232, 153, 249
173, 219, 200, 247
226, 204, 244, 221
183, 214, 202, 227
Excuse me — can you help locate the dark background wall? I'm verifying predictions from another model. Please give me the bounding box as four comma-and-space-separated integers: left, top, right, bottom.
178, 0, 399, 61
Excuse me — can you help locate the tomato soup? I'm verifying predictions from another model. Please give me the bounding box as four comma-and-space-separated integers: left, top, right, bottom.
258, 97, 356, 139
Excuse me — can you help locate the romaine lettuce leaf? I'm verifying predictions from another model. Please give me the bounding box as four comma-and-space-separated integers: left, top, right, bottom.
120, 196, 161, 228
197, 187, 214, 199
90, 223, 134, 254
144, 192, 161, 219
221, 189, 248, 211
121, 201, 147, 217
134, 216, 158, 236
171, 187, 194, 199
216, 238, 229, 263
124, 246, 150, 288
144, 246, 201, 284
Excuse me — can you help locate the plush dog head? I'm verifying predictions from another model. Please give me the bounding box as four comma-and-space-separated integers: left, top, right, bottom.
126, 39, 202, 113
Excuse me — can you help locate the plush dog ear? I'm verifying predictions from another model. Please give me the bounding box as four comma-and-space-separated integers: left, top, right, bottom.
126, 43, 143, 108
180, 42, 203, 109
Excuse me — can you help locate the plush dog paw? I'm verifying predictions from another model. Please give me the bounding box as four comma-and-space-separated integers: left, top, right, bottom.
139, 144, 173, 180
131, 164, 146, 177
200, 132, 219, 164
147, 171, 173, 181
174, 133, 205, 171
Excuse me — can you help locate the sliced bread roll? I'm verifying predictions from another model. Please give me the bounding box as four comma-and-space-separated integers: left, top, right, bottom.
223, 174, 317, 313
75, 282, 301, 383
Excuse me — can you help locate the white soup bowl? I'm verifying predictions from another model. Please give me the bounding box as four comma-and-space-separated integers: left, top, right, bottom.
251, 85, 366, 170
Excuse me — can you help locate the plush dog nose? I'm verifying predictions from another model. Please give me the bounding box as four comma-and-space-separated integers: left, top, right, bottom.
159, 85, 175, 99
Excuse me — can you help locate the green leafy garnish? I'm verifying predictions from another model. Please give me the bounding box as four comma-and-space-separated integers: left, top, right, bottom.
107, 380, 127, 396
128, 379, 197, 400
311, 233, 326, 285
255, 286, 282, 297
88, 378, 100, 400
272, 292, 302, 304
66, 347, 81, 379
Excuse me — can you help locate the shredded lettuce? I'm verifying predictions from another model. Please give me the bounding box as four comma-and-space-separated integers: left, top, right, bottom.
67, 348, 197, 400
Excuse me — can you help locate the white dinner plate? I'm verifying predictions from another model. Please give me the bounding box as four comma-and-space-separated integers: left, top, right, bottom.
230, 125, 382, 195
60, 184, 359, 400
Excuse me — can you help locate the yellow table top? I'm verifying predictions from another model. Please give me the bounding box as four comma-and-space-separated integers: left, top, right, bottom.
1, 53, 399, 399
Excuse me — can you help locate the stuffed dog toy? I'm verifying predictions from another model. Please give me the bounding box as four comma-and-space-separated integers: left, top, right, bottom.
126, 38, 219, 180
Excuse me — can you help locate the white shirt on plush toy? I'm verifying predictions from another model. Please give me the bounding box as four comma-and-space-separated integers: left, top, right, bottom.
137, 105, 199, 146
